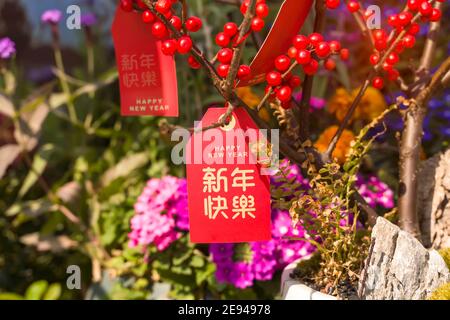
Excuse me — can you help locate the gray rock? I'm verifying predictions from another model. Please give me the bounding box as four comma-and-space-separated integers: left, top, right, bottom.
418, 149, 450, 249
359, 217, 450, 300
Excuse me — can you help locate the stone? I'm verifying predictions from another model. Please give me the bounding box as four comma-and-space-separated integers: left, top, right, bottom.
359, 217, 450, 300
417, 149, 450, 249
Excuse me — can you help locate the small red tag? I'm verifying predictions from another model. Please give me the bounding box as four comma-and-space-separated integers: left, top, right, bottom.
112, 6, 179, 117
186, 108, 271, 243
238, 0, 314, 87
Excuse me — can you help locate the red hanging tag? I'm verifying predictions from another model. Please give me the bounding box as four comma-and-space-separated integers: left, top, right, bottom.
112, 6, 179, 117
238, 0, 314, 87
186, 107, 272, 243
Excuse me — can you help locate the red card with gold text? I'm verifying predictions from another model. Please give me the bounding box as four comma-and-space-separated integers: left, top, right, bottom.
186, 108, 271, 243
238, 0, 314, 87
112, 6, 178, 117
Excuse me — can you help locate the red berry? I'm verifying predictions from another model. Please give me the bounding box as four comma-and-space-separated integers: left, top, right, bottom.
419, 1, 432, 17
186, 16, 202, 32
152, 22, 168, 39
216, 32, 230, 47
289, 75, 302, 88
136, 0, 148, 9
430, 8, 442, 22
388, 69, 400, 81
281, 101, 293, 110
188, 55, 201, 69
277, 86, 292, 102
303, 59, 319, 75
373, 29, 387, 41
394, 42, 405, 54
217, 48, 233, 64
217, 64, 230, 78
266, 71, 282, 86
407, 0, 420, 11
251, 17, 265, 32
163, 10, 173, 19
369, 53, 380, 65
155, 0, 172, 14
177, 36, 193, 54
275, 55, 291, 72
142, 11, 155, 23
382, 62, 393, 72
170, 16, 182, 31
161, 39, 177, 56
238, 65, 251, 79
316, 42, 331, 58
372, 77, 384, 89
325, 59, 336, 71
408, 23, 420, 35
288, 47, 298, 59
296, 50, 311, 65
375, 39, 387, 51
386, 52, 399, 65
309, 33, 323, 46
240, 0, 249, 15
347, 1, 360, 13
256, 3, 269, 18
223, 22, 238, 37
325, 0, 340, 10
329, 40, 341, 53
388, 15, 399, 28
340, 48, 349, 61
397, 11, 413, 27
292, 35, 310, 50
403, 35, 416, 48
120, 0, 133, 12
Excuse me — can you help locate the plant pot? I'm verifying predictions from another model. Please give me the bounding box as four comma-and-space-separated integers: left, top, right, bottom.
280, 259, 337, 300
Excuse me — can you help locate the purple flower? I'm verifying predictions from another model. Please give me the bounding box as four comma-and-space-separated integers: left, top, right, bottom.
41, 9, 62, 25
210, 244, 234, 263
81, 13, 97, 27
0, 37, 16, 59
215, 262, 235, 284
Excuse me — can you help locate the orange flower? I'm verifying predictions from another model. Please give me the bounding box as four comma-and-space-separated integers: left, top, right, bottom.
328, 87, 387, 123
236, 86, 270, 122
315, 125, 355, 164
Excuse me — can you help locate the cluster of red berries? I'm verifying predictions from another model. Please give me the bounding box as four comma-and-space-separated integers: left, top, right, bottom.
120, 0, 203, 68
325, 0, 445, 90
214, 0, 270, 79
264, 34, 347, 108
369, 0, 444, 89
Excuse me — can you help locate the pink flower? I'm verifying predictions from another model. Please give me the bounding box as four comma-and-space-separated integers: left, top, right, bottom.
128, 176, 189, 251
41, 9, 62, 25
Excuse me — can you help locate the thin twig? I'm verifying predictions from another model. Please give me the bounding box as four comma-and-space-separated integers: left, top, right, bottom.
224, 0, 257, 100
298, 0, 326, 141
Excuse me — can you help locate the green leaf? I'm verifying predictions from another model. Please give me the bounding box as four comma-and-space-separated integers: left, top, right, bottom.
18, 144, 55, 198
99, 152, 149, 188
0, 293, 24, 300
190, 255, 205, 268
25, 280, 48, 300
43, 283, 62, 300
6, 198, 56, 218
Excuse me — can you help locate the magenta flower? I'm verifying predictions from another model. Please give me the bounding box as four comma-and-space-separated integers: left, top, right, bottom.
230, 262, 254, 289
41, 9, 62, 25
356, 175, 394, 209
294, 92, 326, 110
128, 176, 189, 251
81, 13, 97, 27
0, 37, 16, 59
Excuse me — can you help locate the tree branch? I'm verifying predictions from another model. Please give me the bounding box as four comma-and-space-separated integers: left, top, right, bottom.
298, 0, 326, 141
